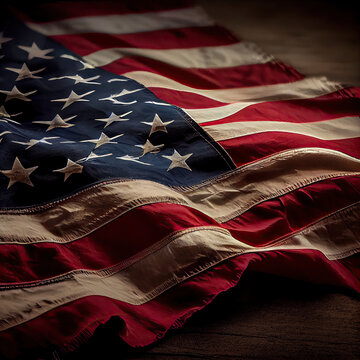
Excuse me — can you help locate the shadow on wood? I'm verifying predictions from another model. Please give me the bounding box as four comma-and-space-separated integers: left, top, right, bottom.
59, 272, 360, 360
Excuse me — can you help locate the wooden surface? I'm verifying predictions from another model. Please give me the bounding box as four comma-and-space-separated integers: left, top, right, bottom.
64, 1, 360, 360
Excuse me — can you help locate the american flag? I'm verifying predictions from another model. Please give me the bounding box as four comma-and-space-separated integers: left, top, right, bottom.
0, 1, 359, 358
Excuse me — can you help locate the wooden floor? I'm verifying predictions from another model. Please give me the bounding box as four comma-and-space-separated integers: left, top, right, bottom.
65, 2, 360, 359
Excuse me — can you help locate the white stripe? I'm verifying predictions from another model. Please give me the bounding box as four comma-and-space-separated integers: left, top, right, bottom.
185, 102, 261, 123
203, 116, 360, 141
124, 73, 342, 104
25, 7, 213, 36
185, 83, 345, 123
83, 41, 272, 68
0, 202, 359, 331
1, 148, 360, 243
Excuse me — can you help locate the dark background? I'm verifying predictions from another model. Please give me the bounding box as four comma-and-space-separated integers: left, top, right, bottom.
199, 0, 360, 86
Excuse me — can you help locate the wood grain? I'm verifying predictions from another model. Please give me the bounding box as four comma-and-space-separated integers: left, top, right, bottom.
135, 274, 360, 360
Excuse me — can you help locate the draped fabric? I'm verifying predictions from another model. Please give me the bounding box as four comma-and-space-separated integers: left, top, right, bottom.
0, 1, 359, 358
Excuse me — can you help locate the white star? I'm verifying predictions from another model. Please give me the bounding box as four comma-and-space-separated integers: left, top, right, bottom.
108, 78, 128, 83
162, 150, 192, 171
12, 136, 59, 150
78, 61, 95, 70
51, 90, 95, 109
116, 155, 151, 166
60, 54, 95, 70
98, 94, 137, 105
115, 88, 143, 97
0, 118, 20, 125
0, 157, 38, 189
60, 54, 78, 61
49, 74, 101, 85
0, 131, 11, 137
33, 114, 77, 131
135, 139, 164, 157
53, 159, 83, 181
78, 152, 112, 162
95, 111, 132, 128
0, 105, 22, 118
142, 114, 174, 136
0, 32, 12, 49
6, 63, 45, 81
80, 132, 123, 149
0, 86, 37, 102
144, 101, 171, 106
0, 106, 9, 117
18, 42, 54, 60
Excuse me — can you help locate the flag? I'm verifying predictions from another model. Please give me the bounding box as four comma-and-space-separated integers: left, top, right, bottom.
0, 1, 360, 358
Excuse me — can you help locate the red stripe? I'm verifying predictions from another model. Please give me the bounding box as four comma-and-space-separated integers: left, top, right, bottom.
104, 59, 302, 89
1, 176, 359, 285
0, 203, 217, 285
200, 87, 360, 126
1, 250, 358, 358
227, 176, 360, 246
51, 26, 238, 54
220, 133, 360, 166
13, 0, 195, 23
147, 84, 359, 109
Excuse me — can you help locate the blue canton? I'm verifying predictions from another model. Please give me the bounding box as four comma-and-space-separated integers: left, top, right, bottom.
0, 17, 235, 209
